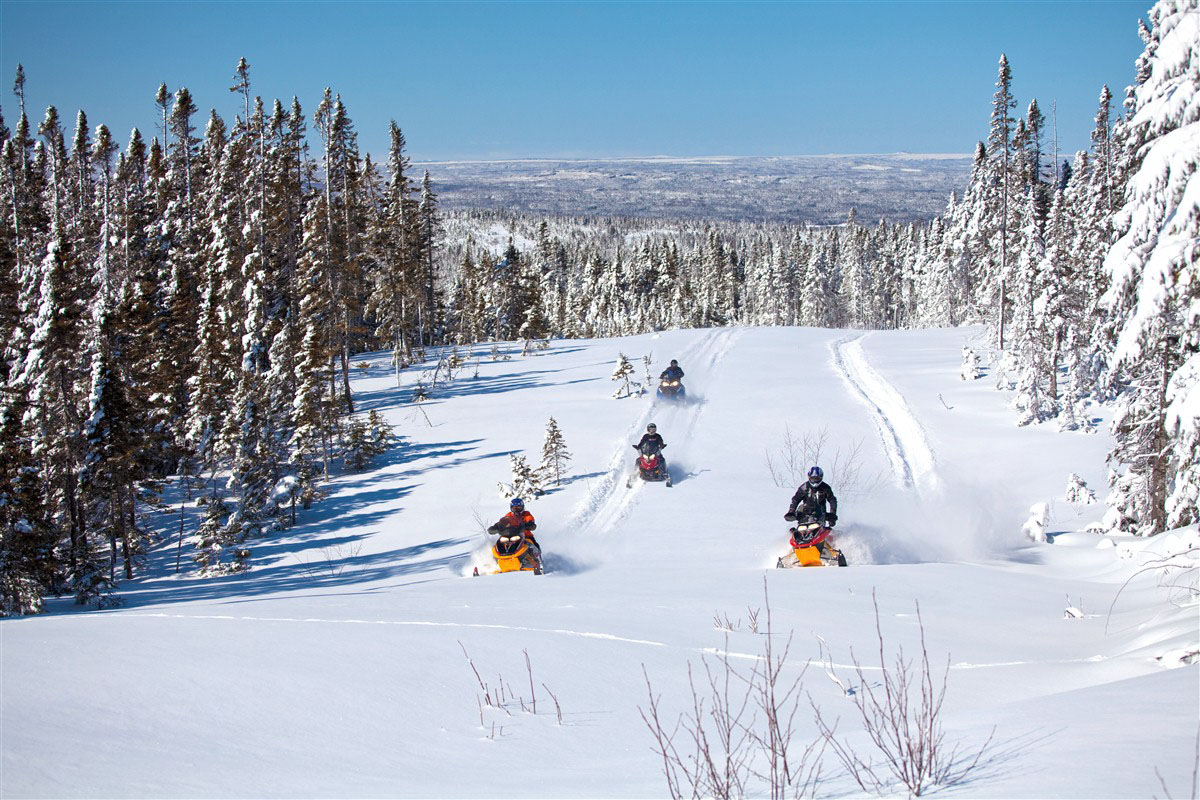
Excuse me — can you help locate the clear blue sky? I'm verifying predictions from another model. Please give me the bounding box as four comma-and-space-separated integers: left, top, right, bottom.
0, 0, 1149, 162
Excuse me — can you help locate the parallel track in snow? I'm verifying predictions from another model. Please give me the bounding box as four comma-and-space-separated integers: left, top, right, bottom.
569, 327, 742, 536
831, 334, 939, 495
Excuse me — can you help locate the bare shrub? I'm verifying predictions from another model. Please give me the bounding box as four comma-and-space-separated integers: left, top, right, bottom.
641, 581, 825, 799
459, 642, 561, 726
1153, 727, 1199, 800
291, 541, 364, 580
764, 425, 881, 495
812, 591, 994, 796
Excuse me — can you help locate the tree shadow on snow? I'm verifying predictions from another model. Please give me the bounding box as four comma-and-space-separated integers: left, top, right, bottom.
105, 535, 473, 610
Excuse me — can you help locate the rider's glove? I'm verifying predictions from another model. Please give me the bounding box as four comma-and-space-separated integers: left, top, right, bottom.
526, 522, 536, 531
487, 525, 499, 534
826, 514, 838, 527
784, 512, 796, 521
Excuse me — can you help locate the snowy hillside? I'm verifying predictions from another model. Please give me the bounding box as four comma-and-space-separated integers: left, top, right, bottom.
3, 326, 1197, 799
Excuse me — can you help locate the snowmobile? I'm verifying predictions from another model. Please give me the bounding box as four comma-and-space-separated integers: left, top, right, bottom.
473, 528, 543, 576
776, 514, 847, 568
627, 440, 672, 488
657, 376, 686, 401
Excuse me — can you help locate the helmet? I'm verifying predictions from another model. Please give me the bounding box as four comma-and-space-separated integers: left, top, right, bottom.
510, 497, 525, 510
670, 359, 678, 367
647, 423, 657, 433
807, 466, 824, 483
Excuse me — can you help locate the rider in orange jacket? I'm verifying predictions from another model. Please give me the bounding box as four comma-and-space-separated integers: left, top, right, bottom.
488, 497, 541, 566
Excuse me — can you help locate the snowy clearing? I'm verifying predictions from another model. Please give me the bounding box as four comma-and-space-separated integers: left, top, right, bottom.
2, 326, 1197, 799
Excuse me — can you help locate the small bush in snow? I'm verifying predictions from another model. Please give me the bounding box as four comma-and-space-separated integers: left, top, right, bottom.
1065, 474, 1096, 505
1022, 502, 1050, 543
611, 353, 643, 399
499, 454, 544, 499
342, 411, 394, 472
960, 346, 981, 380
269, 476, 302, 528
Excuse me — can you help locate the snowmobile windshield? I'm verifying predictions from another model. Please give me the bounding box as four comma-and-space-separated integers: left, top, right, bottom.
640, 441, 661, 456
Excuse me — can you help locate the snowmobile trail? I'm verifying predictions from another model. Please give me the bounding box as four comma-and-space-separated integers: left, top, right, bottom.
569, 328, 741, 538
832, 334, 939, 494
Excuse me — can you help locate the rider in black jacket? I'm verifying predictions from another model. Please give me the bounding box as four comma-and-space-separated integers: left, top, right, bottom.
633, 423, 667, 478
786, 466, 838, 527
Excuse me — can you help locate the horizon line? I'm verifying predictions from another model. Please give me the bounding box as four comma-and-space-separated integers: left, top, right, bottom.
413, 152, 975, 165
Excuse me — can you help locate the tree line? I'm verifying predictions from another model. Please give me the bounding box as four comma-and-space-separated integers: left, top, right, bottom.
0, 59, 434, 611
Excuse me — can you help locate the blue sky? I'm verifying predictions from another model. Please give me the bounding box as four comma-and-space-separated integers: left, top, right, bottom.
0, 0, 1148, 162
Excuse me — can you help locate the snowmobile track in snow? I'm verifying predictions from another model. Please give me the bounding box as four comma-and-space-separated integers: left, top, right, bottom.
831, 334, 939, 494
569, 328, 741, 536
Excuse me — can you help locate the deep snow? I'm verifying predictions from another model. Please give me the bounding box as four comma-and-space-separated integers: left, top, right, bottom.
2, 326, 1197, 799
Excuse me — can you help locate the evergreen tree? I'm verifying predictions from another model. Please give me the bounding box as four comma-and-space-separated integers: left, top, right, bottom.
1101, 0, 1199, 534
539, 417, 571, 487
987, 54, 1017, 349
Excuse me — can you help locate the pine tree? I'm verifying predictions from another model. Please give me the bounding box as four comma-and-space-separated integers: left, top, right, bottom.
988, 54, 1018, 350
292, 193, 335, 503
1101, 0, 1199, 534
611, 352, 639, 398
507, 453, 544, 499
539, 417, 571, 486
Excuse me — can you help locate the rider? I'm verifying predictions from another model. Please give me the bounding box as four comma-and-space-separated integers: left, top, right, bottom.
488, 497, 541, 568
786, 466, 838, 529
660, 359, 684, 381
633, 423, 667, 478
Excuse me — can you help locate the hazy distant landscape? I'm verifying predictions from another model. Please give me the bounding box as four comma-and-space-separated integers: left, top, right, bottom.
418, 153, 973, 224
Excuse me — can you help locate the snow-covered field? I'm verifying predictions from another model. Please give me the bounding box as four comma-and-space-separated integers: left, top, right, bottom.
3, 326, 1197, 799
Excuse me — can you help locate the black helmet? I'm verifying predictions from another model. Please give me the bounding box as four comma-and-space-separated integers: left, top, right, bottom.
670, 359, 678, 367
647, 423, 657, 433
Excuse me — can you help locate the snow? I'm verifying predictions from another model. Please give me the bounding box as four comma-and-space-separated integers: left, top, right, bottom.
3, 326, 1198, 798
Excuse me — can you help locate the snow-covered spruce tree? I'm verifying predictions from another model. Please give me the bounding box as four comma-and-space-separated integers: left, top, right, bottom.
0, 387, 56, 615
986, 55, 1018, 350
313, 89, 363, 416
418, 169, 441, 343
1102, 0, 1199, 535
611, 352, 640, 398
508, 453, 544, 499
19, 219, 97, 601
341, 415, 374, 472
341, 411, 394, 472
539, 417, 572, 487
1011, 190, 1057, 425
291, 194, 335, 505
367, 121, 417, 377
262, 98, 308, 487
799, 241, 835, 327
81, 300, 144, 584
156, 86, 206, 454
222, 94, 277, 542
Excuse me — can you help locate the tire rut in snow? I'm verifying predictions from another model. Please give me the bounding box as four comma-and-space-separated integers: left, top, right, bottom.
570, 328, 741, 537
831, 334, 938, 494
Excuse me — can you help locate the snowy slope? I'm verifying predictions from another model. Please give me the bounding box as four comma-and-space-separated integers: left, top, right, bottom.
2, 326, 1197, 799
